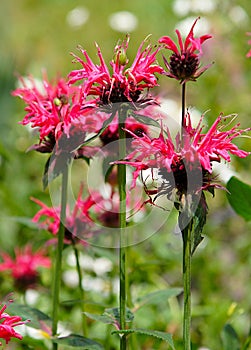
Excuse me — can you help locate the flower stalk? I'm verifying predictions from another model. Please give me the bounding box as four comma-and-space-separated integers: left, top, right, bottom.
181, 218, 192, 350
118, 109, 127, 350
181, 79, 191, 350
52, 166, 68, 349
181, 83, 186, 131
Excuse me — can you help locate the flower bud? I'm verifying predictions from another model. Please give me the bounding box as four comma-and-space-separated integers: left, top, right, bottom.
53, 97, 61, 106
113, 47, 128, 66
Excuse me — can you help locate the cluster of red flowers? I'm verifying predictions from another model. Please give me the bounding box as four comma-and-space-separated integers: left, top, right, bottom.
7, 18, 251, 347
31, 179, 144, 244
12, 35, 163, 155
10, 17, 250, 239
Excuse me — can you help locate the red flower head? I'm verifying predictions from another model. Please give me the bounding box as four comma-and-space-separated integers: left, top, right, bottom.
32, 183, 143, 244
159, 17, 212, 83
115, 113, 249, 201
0, 299, 28, 345
0, 246, 50, 292
12, 73, 99, 154
68, 35, 163, 105
31, 184, 100, 245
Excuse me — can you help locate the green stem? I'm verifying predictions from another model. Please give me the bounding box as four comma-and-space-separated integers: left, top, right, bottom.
182, 220, 192, 350
126, 245, 138, 350
52, 167, 68, 349
71, 239, 87, 336
181, 83, 186, 131
118, 111, 127, 350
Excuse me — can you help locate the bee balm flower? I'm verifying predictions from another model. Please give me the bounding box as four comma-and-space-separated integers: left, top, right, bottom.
68, 35, 163, 106
0, 246, 51, 292
159, 17, 212, 83
12, 73, 100, 155
115, 113, 249, 201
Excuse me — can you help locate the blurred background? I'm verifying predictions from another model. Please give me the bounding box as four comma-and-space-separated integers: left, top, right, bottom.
1, 0, 251, 349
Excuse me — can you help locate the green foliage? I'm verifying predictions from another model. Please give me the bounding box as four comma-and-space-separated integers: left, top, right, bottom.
112, 328, 175, 349
134, 288, 182, 311
221, 324, 240, 350
227, 176, 251, 221
43, 152, 73, 190
52, 334, 104, 349
178, 193, 208, 254
84, 307, 134, 326
132, 112, 162, 128
191, 192, 208, 254
7, 303, 51, 330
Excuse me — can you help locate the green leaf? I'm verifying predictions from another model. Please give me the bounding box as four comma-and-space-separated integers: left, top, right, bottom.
132, 113, 161, 128
112, 328, 175, 349
42, 152, 72, 190
84, 307, 134, 326
191, 192, 208, 254
42, 155, 52, 189
242, 336, 251, 350
221, 324, 240, 350
226, 176, 251, 221
134, 288, 182, 311
52, 334, 104, 349
7, 303, 51, 331
102, 155, 115, 183
178, 193, 208, 254
21, 335, 50, 349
